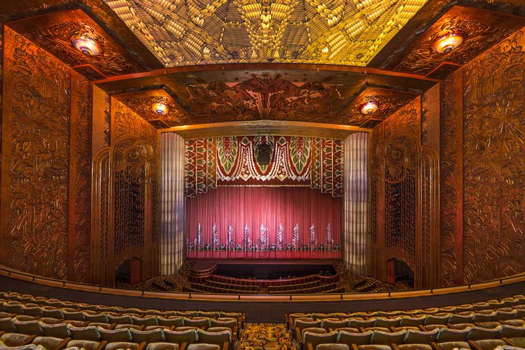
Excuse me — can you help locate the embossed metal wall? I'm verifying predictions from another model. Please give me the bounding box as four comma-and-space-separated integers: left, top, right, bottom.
160, 133, 185, 275
343, 133, 369, 276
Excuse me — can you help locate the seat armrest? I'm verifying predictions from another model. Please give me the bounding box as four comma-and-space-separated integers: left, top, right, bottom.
391, 344, 401, 350
138, 341, 147, 350
467, 340, 481, 350
351, 344, 359, 350
502, 337, 513, 345
179, 341, 189, 350
96, 340, 108, 350
57, 337, 71, 350
430, 341, 439, 350
306, 343, 314, 350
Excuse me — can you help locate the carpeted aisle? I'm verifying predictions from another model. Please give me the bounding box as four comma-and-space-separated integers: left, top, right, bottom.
240, 324, 292, 350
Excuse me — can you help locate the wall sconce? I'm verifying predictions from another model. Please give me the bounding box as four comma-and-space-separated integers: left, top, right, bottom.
433, 33, 464, 54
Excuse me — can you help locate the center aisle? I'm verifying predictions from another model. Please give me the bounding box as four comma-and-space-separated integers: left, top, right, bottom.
240, 324, 292, 350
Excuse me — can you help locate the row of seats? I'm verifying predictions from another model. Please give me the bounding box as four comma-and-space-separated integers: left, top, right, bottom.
296, 326, 525, 350
0, 326, 232, 350
0, 302, 239, 337
292, 309, 525, 335
0, 292, 243, 321
288, 294, 525, 329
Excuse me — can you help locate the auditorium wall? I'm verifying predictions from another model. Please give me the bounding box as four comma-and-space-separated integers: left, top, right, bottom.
91, 92, 160, 286
0, 27, 92, 281
439, 27, 525, 285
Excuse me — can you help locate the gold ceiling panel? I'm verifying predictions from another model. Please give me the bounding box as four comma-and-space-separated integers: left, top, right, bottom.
103, 0, 428, 66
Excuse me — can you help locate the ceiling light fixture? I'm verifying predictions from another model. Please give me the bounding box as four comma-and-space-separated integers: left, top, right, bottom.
71, 32, 101, 56
360, 101, 378, 115
322, 46, 329, 54
433, 33, 464, 54
152, 102, 169, 116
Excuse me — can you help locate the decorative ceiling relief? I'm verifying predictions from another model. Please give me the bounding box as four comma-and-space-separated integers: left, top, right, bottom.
345, 87, 418, 128
388, 6, 525, 76
7, 9, 145, 78
103, 0, 428, 66
115, 88, 190, 128
174, 74, 347, 123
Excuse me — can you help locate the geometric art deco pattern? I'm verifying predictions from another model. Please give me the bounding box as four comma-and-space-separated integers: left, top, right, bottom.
103, 0, 428, 67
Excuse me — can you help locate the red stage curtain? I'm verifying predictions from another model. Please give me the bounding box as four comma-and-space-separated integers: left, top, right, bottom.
186, 186, 342, 259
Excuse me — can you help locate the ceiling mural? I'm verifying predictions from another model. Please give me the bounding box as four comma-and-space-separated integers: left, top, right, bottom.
102, 0, 428, 67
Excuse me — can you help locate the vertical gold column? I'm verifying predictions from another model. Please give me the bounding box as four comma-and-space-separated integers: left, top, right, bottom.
160, 132, 185, 275
344, 133, 369, 276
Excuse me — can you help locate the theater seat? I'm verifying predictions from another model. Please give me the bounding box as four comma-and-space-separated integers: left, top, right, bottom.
66, 339, 105, 350
355, 345, 391, 350
105, 341, 144, 350
338, 330, 373, 346
303, 331, 338, 350
1, 333, 36, 347
186, 344, 220, 350
32, 336, 69, 350
316, 343, 349, 350
468, 339, 506, 350
146, 343, 180, 350
196, 329, 231, 350
395, 344, 432, 350
433, 341, 471, 350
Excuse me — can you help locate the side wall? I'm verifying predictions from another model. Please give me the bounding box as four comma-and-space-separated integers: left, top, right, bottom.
439, 28, 525, 284
0, 27, 91, 281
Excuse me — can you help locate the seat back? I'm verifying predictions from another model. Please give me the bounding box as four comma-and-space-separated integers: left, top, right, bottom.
370, 330, 406, 345
338, 330, 373, 346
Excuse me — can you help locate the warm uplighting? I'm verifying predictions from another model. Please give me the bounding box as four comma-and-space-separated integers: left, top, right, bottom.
433, 33, 464, 54
71, 33, 101, 56
152, 102, 169, 116
360, 101, 379, 115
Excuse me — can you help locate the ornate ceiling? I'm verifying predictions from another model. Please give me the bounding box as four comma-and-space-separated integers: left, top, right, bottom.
8, 10, 146, 78
102, 0, 429, 67
3, 0, 525, 130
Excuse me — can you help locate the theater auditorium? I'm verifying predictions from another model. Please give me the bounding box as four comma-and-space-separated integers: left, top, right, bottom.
1, 0, 525, 350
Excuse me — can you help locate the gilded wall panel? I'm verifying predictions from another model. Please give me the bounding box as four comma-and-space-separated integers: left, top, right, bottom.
462, 28, 525, 283
69, 72, 92, 280
2, 28, 71, 278
439, 71, 463, 286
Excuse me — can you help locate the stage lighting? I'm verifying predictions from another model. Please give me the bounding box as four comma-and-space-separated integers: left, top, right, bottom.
433, 33, 464, 54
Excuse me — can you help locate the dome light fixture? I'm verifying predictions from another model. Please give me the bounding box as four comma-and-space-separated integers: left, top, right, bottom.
360, 101, 379, 115
71, 32, 101, 56
152, 102, 169, 116
433, 33, 464, 54
322, 46, 329, 54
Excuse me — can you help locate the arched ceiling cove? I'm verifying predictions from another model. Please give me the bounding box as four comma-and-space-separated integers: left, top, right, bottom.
102, 0, 428, 66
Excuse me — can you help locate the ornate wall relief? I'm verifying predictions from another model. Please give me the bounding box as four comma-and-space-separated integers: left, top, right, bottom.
462, 28, 525, 283
1, 27, 91, 280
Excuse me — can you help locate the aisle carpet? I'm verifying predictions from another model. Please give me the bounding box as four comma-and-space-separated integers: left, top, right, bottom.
240, 324, 292, 350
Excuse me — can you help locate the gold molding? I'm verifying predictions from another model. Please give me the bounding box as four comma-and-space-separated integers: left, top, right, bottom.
160, 120, 371, 139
